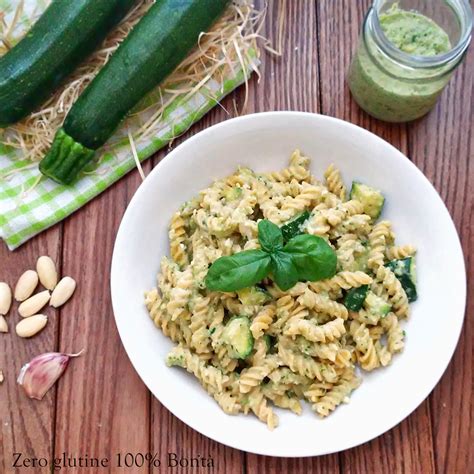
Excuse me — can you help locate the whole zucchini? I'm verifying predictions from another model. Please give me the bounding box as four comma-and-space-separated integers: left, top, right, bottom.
0, 0, 136, 127
40, 0, 231, 185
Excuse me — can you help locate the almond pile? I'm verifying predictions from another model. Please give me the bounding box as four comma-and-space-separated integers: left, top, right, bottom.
0, 256, 79, 395
0, 255, 77, 339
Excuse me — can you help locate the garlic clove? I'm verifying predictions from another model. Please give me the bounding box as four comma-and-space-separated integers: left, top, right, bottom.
17, 350, 83, 400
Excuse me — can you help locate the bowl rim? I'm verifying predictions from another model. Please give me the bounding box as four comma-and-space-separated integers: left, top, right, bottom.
111, 111, 467, 457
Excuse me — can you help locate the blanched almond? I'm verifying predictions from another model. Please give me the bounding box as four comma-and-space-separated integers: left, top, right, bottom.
0, 282, 12, 315
16, 314, 48, 338
50, 277, 76, 308
14, 270, 39, 301
18, 291, 50, 318
0, 315, 8, 333
36, 256, 58, 290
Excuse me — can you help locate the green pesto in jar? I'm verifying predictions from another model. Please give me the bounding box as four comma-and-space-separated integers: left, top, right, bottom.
348, 5, 453, 122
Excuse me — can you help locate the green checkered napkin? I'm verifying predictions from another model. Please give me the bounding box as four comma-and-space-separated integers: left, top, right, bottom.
0, 1, 255, 250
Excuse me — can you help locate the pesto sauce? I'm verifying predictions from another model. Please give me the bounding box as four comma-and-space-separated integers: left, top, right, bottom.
380, 8, 450, 56
348, 6, 453, 122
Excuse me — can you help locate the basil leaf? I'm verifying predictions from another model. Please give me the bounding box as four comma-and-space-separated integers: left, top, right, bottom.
270, 251, 299, 291
283, 234, 337, 281
258, 219, 283, 253
205, 249, 271, 292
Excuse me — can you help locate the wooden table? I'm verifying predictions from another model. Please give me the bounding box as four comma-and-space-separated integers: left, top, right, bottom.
1, 1, 472, 472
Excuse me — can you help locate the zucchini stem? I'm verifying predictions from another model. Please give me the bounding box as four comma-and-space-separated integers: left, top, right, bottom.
39, 129, 95, 185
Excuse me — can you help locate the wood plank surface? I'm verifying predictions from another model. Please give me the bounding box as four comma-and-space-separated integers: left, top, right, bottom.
245, 1, 338, 472
53, 163, 152, 474
408, 49, 473, 474
0, 0, 472, 472
149, 115, 245, 474
318, 1, 436, 472
0, 227, 61, 473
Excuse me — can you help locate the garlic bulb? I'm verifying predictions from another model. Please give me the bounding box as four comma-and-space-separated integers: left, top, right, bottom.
17, 350, 83, 400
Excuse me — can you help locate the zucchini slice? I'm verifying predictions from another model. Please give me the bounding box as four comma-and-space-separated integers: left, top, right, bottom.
281, 211, 310, 243
223, 316, 254, 359
223, 186, 243, 201
263, 334, 276, 352
0, 0, 135, 126
343, 285, 369, 311
40, 0, 231, 184
364, 291, 391, 316
350, 182, 385, 220
386, 257, 418, 302
237, 287, 271, 306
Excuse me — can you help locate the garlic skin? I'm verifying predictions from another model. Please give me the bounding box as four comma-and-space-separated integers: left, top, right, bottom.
17, 350, 83, 400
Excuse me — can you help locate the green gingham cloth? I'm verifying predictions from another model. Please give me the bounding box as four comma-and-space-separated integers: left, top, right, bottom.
0, 1, 254, 250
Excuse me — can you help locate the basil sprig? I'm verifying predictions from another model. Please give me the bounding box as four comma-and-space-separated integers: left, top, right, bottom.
205, 220, 336, 292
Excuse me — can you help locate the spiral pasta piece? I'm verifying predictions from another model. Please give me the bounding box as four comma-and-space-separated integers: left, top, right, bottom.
285, 317, 346, 343
303, 381, 334, 403
349, 321, 380, 371
268, 367, 311, 387
251, 306, 276, 339
386, 244, 417, 260
166, 267, 193, 321
166, 346, 229, 393
336, 234, 367, 272
262, 387, 302, 415
169, 212, 189, 266
323, 200, 364, 227
375, 340, 392, 367
373, 266, 409, 317
247, 387, 279, 430
382, 313, 405, 354
267, 149, 310, 183
367, 221, 393, 269
239, 356, 280, 394
330, 213, 371, 238
278, 342, 338, 382
306, 209, 331, 236
313, 369, 361, 417
281, 182, 325, 213
251, 337, 269, 366
269, 295, 297, 334
189, 296, 212, 354
324, 164, 346, 201
298, 289, 348, 320
214, 391, 242, 415
310, 271, 372, 294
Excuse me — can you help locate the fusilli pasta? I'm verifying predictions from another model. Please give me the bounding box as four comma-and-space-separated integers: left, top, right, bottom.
146, 151, 417, 428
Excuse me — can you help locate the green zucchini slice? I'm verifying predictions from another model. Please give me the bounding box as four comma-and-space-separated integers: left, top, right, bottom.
350, 182, 385, 220
343, 285, 369, 311
237, 287, 271, 306
386, 257, 418, 302
281, 211, 310, 243
364, 291, 391, 316
223, 316, 254, 359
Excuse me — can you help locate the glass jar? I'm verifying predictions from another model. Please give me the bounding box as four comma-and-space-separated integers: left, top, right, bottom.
348, 0, 472, 122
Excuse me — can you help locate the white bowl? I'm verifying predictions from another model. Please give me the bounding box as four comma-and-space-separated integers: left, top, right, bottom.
111, 112, 466, 457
